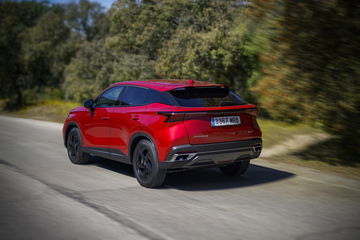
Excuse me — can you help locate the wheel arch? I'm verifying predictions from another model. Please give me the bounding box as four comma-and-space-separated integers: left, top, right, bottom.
64, 122, 80, 147
129, 132, 157, 163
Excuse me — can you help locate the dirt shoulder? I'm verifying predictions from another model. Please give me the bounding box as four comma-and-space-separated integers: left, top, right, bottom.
260, 132, 360, 180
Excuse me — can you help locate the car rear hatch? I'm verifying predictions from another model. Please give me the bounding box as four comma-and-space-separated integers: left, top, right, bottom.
160, 86, 262, 145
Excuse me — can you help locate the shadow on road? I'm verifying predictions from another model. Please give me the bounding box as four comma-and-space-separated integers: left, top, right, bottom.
91, 157, 134, 177
164, 164, 295, 191
91, 157, 295, 191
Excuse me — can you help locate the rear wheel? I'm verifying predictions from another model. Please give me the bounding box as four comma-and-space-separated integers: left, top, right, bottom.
132, 139, 166, 188
219, 160, 250, 176
67, 128, 90, 164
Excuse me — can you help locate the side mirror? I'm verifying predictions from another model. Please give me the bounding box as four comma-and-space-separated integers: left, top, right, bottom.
83, 99, 94, 110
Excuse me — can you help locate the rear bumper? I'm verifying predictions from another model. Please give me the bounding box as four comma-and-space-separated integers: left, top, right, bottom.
159, 138, 262, 170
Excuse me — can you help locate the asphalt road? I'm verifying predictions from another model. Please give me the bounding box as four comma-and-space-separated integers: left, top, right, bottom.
0, 115, 359, 240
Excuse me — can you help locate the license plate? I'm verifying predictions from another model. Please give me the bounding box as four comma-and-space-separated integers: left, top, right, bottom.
211, 116, 241, 127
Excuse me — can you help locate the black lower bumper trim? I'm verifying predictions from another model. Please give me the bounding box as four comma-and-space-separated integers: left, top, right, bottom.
160, 138, 262, 170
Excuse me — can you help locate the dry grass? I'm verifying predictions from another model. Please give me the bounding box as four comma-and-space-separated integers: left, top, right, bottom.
265, 154, 360, 180
0, 100, 79, 123
257, 119, 323, 148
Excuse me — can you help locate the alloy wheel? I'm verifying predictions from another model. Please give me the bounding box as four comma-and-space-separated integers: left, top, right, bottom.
135, 147, 153, 182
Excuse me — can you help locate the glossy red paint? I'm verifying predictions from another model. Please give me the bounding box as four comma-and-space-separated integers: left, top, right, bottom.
63, 80, 262, 163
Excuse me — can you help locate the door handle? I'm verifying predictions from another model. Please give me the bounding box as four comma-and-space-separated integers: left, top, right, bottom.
102, 116, 110, 120
132, 114, 139, 121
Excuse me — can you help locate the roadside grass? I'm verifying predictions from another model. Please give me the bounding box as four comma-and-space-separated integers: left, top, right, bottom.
265, 154, 360, 180
264, 137, 360, 179
257, 119, 324, 148
294, 138, 359, 167
0, 100, 79, 123
252, 119, 359, 178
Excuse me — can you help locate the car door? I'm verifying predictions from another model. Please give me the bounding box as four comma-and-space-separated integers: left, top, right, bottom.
108, 86, 149, 156
81, 86, 125, 151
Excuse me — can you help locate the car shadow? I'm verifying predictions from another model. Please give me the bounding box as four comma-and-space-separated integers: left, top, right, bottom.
90, 157, 295, 191
90, 156, 134, 177
163, 164, 295, 191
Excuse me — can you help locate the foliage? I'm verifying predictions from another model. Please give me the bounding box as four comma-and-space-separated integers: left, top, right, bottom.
156, 15, 251, 91
0, 0, 108, 107
109, 0, 257, 97
0, 1, 47, 107
252, 0, 360, 158
108, 0, 187, 58
22, 7, 71, 90
65, 0, 110, 41
63, 40, 155, 102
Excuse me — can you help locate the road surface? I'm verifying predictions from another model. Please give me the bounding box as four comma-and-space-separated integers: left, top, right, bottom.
0, 116, 359, 240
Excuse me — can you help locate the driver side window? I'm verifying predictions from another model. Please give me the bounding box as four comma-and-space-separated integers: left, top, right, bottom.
96, 87, 124, 108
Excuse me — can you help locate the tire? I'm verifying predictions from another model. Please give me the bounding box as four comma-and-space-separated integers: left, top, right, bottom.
66, 127, 90, 164
219, 160, 250, 176
132, 139, 166, 188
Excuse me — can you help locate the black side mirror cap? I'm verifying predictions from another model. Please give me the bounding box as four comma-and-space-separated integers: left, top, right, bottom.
84, 99, 94, 110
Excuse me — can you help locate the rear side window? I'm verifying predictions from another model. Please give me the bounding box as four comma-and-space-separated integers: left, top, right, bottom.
120, 86, 148, 106
145, 89, 173, 105
169, 87, 246, 107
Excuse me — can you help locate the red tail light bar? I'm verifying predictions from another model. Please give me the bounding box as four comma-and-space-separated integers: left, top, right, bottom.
158, 108, 258, 122
157, 112, 185, 122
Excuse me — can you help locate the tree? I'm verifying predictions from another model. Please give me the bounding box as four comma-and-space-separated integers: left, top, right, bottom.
65, 0, 109, 41
22, 7, 71, 91
252, 0, 360, 159
108, 0, 260, 97
0, 0, 110, 107
63, 40, 155, 102
155, 1, 255, 96
108, 0, 187, 59
0, 1, 46, 107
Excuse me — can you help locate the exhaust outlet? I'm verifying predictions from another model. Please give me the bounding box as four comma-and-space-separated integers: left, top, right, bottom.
253, 145, 262, 153
170, 153, 197, 162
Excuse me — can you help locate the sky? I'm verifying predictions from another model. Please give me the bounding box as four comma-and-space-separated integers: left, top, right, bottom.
49, 0, 115, 9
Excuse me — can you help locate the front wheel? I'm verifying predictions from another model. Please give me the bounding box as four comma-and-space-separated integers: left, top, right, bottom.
219, 160, 250, 176
132, 139, 166, 188
67, 127, 90, 164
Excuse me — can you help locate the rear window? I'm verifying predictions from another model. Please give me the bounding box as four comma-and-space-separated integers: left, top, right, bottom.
169, 87, 246, 107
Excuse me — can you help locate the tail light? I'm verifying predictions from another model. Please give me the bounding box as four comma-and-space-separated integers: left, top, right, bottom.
158, 108, 258, 122
158, 112, 185, 122
244, 108, 258, 116
158, 112, 208, 122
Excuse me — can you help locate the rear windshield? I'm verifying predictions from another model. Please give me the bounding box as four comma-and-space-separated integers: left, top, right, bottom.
169, 87, 246, 107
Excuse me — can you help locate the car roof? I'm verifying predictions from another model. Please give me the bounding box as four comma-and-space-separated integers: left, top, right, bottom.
111, 79, 224, 92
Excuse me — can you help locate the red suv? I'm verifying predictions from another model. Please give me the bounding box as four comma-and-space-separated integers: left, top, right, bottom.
63, 79, 262, 187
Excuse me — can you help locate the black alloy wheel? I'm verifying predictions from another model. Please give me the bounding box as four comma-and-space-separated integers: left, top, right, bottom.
135, 147, 153, 182
133, 139, 166, 188
67, 128, 90, 164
